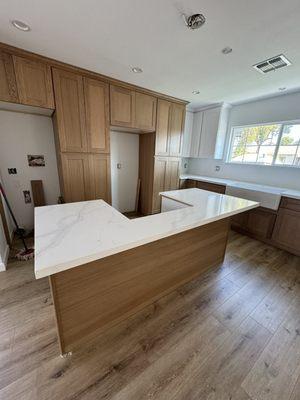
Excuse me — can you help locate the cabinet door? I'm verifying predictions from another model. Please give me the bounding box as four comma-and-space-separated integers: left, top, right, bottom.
165, 158, 180, 191
272, 209, 300, 255
84, 78, 110, 153
0, 52, 19, 103
110, 85, 135, 127
246, 208, 276, 239
53, 69, 87, 152
155, 100, 171, 155
135, 92, 157, 131
13, 56, 54, 108
152, 157, 168, 213
169, 103, 185, 156
190, 111, 203, 158
88, 154, 111, 203
181, 111, 194, 157
198, 107, 221, 158
60, 153, 90, 203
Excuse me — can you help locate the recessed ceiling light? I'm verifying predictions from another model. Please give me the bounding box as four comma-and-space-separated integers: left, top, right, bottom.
222, 47, 233, 54
278, 87, 286, 91
131, 67, 143, 73
11, 20, 30, 31
192, 90, 200, 95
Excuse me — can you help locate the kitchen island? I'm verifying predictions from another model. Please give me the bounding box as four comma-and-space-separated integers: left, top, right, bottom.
35, 188, 258, 355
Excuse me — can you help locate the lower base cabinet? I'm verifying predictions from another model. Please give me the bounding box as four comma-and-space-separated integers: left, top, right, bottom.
60, 153, 111, 203
271, 203, 300, 256
182, 179, 300, 257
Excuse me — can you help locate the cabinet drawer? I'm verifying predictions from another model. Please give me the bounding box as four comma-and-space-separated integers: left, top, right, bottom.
280, 196, 300, 212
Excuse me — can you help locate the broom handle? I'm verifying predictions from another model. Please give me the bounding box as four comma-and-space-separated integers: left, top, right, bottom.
0, 182, 28, 251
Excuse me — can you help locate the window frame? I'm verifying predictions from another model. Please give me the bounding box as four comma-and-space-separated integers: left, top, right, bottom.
226, 120, 300, 168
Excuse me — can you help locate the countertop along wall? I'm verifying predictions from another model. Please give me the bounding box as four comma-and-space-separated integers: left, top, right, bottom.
187, 91, 300, 190
0, 110, 61, 229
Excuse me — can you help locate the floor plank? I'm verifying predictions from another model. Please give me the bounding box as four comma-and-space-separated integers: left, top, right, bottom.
0, 232, 299, 400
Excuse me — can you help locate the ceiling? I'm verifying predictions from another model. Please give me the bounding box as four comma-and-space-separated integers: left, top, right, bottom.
1, 0, 300, 108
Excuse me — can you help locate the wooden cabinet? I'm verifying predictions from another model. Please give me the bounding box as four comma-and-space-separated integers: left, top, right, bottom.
165, 158, 180, 190
13, 56, 54, 108
0, 51, 19, 103
155, 100, 171, 155
60, 153, 111, 203
271, 198, 300, 256
152, 157, 180, 213
60, 153, 90, 203
182, 179, 226, 194
84, 78, 110, 153
89, 154, 111, 203
110, 85, 157, 131
135, 92, 157, 131
169, 103, 185, 156
110, 85, 135, 127
53, 69, 87, 153
155, 100, 185, 156
246, 208, 276, 239
53, 70, 110, 154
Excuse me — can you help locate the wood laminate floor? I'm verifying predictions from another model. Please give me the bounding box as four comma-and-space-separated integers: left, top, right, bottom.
0, 232, 300, 400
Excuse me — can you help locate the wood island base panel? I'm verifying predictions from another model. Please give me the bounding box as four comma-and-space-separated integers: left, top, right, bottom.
49, 218, 229, 354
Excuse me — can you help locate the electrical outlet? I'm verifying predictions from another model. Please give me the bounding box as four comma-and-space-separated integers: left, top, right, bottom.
215, 165, 221, 172
117, 163, 122, 169
8, 168, 17, 174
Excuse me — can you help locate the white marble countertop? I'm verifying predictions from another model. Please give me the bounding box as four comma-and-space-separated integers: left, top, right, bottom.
34, 189, 259, 279
180, 174, 300, 200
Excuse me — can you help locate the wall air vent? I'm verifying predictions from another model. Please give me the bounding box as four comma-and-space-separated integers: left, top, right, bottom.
253, 54, 292, 74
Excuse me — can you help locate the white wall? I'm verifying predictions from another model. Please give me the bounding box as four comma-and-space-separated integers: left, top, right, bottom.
188, 91, 300, 190
0, 110, 61, 229
110, 131, 139, 213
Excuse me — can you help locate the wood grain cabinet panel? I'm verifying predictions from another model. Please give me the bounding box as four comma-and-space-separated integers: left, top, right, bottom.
88, 154, 111, 203
0, 51, 19, 103
13, 56, 54, 108
155, 99, 172, 156
246, 208, 276, 239
84, 78, 110, 153
52, 68, 87, 153
60, 153, 90, 203
152, 157, 168, 213
169, 103, 185, 156
110, 85, 135, 127
135, 92, 157, 131
272, 209, 300, 255
165, 158, 180, 191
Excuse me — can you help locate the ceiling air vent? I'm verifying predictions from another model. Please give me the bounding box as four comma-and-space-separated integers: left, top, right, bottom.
253, 54, 292, 74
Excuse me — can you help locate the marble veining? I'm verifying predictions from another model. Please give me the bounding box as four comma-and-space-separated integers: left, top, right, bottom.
34, 189, 259, 279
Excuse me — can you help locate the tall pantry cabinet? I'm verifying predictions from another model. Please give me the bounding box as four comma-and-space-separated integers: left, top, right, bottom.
139, 99, 185, 215
52, 68, 111, 203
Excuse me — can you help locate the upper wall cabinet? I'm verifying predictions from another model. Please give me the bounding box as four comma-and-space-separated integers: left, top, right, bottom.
110, 85, 157, 131
169, 103, 185, 156
155, 100, 185, 156
110, 85, 135, 128
0, 51, 19, 103
53, 68, 88, 153
182, 104, 231, 159
13, 56, 54, 109
53, 69, 110, 153
155, 100, 172, 156
84, 78, 110, 153
135, 92, 157, 131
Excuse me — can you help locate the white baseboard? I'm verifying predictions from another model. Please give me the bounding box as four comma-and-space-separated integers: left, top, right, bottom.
0, 244, 9, 271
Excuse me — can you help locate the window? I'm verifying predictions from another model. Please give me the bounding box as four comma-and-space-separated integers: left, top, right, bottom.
228, 122, 300, 167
